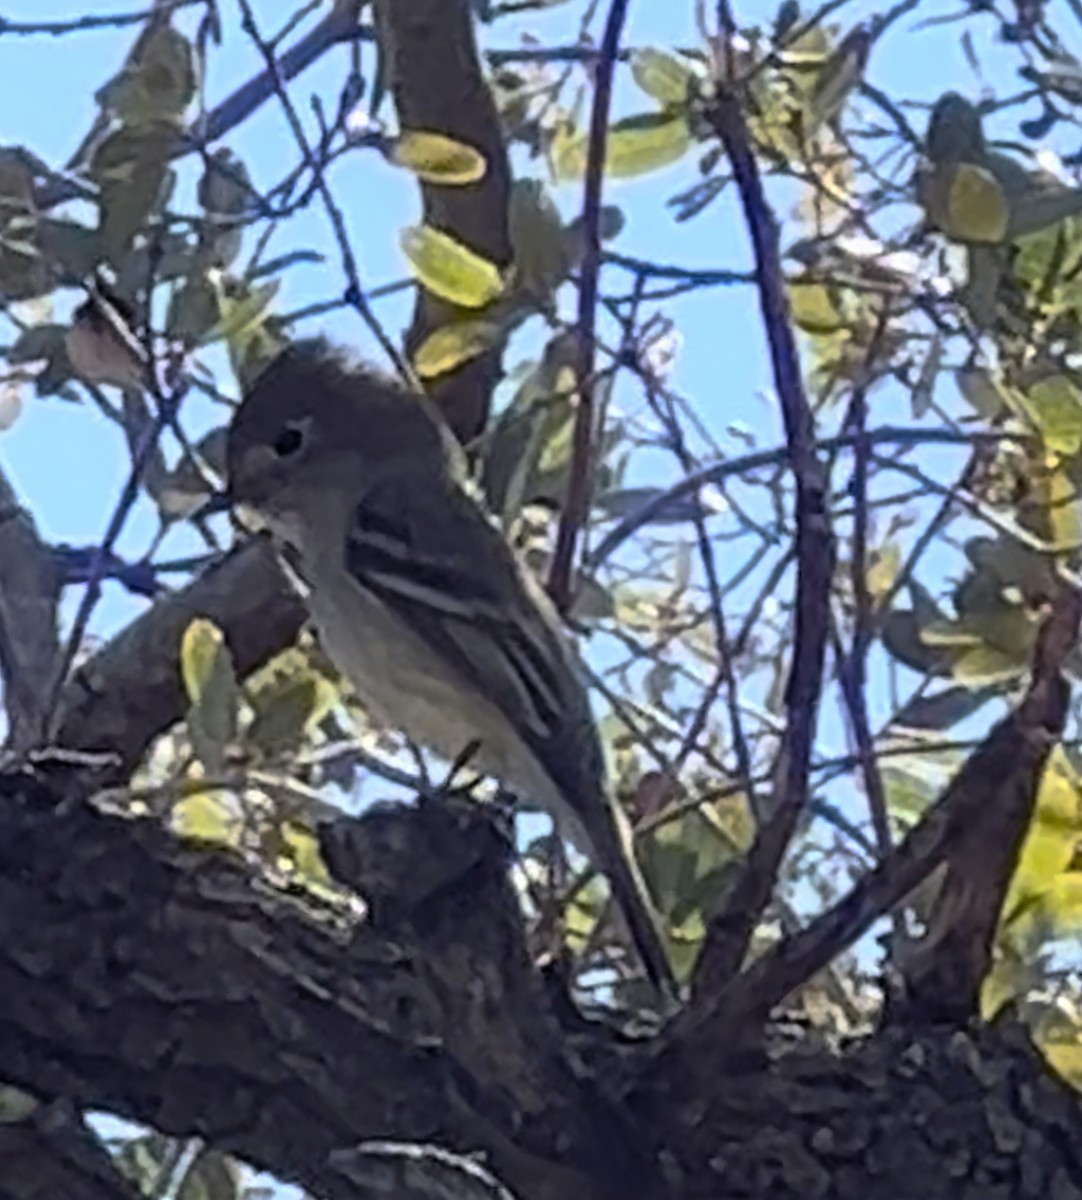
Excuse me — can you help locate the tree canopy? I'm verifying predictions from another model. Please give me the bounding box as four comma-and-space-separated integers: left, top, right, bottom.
4, 0, 1082, 1197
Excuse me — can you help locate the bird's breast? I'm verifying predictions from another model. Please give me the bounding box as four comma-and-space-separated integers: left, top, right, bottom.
279, 544, 579, 828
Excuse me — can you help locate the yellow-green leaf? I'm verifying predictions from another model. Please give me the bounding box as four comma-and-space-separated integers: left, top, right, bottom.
947, 162, 1009, 243
280, 819, 333, 884
180, 617, 239, 773
950, 643, 1022, 686
1000, 750, 1081, 938
805, 25, 870, 133
413, 318, 503, 379
391, 130, 486, 185
170, 790, 243, 847
400, 224, 505, 308
553, 111, 693, 181
866, 542, 900, 600
1023, 374, 1082, 457
247, 672, 334, 759
630, 48, 697, 107
204, 278, 280, 347
789, 283, 846, 333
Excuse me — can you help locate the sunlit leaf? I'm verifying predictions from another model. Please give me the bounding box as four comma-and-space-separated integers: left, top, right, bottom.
204, 277, 280, 347
953, 163, 1010, 242
866, 542, 900, 601
1022, 375, 1082, 457
279, 820, 334, 885
553, 111, 693, 181
630, 48, 697, 107
789, 283, 846, 333
413, 317, 503, 379
392, 130, 486, 185
400, 224, 505, 308
171, 790, 243, 847
181, 617, 239, 774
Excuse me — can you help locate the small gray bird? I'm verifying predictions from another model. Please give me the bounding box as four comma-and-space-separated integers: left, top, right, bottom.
222, 339, 676, 997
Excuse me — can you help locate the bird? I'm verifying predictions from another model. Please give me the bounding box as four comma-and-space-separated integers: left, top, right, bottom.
221, 338, 677, 999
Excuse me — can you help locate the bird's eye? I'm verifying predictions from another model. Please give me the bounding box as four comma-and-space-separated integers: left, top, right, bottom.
273, 424, 306, 458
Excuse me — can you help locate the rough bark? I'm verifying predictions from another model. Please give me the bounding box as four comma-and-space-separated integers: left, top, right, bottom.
1, 762, 1081, 1200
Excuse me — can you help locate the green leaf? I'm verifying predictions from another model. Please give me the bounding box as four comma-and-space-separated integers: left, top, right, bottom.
248, 671, 334, 759
8, 323, 68, 364
167, 273, 220, 344
170, 790, 243, 848
892, 684, 997, 731
1002, 749, 1081, 929
89, 122, 178, 261
155, 426, 227, 518
97, 25, 196, 126
629, 48, 697, 107
1008, 182, 1082, 240
0, 150, 49, 301
413, 317, 503, 379
180, 618, 239, 774
880, 609, 958, 676
391, 130, 486, 185
911, 333, 942, 419
0, 1086, 37, 1124
956, 367, 1010, 419
400, 224, 505, 308
553, 111, 693, 181
197, 149, 252, 268
115, 1137, 241, 1200
479, 344, 577, 519
951, 642, 1025, 686
509, 178, 571, 302
36, 219, 101, 284
804, 25, 870, 133
789, 282, 846, 333
1022, 374, 1082, 457
204, 277, 280, 347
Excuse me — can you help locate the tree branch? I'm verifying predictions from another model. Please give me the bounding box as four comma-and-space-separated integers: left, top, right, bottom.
373, 0, 513, 442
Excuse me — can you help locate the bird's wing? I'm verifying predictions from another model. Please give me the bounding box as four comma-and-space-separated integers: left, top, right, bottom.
343, 470, 604, 792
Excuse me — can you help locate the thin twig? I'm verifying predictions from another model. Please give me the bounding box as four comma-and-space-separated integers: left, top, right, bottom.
547, 0, 631, 612
835, 307, 895, 861
0, 0, 199, 36
236, 0, 410, 381
690, 2, 835, 990
587, 427, 1024, 570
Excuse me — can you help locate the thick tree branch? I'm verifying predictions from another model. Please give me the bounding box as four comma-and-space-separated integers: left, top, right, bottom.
373, 0, 512, 442
0, 769, 658, 1200
54, 540, 304, 781
0, 465, 61, 753
0, 1097, 143, 1200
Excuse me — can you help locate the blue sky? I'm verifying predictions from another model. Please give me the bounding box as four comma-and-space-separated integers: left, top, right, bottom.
0, 0, 992, 607
0, 0, 1060, 1187
0, 0, 1039, 877
0, 1, 1045, 894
